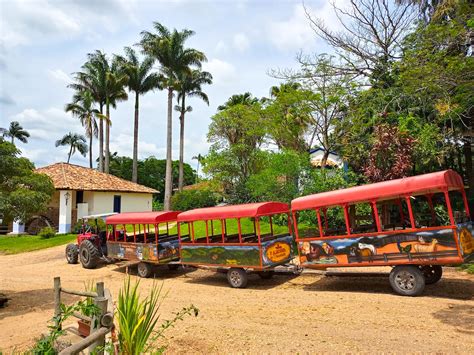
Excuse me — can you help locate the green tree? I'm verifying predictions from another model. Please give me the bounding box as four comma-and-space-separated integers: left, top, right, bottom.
175, 69, 212, 191
0, 141, 54, 224
115, 47, 162, 182
55, 132, 88, 163
171, 189, 218, 211
1, 121, 30, 145
65, 90, 103, 168
140, 22, 207, 210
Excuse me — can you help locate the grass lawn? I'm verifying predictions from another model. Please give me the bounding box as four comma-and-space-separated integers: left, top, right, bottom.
0, 234, 77, 254
458, 263, 474, 274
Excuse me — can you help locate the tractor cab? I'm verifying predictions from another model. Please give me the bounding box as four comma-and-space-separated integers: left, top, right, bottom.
65, 213, 117, 265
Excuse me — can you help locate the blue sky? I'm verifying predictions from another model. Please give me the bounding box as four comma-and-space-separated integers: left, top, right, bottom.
0, 0, 341, 170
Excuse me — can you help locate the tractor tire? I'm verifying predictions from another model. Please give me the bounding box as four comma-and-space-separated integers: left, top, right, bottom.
227, 268, 248, 288
79, 240, 100, 269
65, 244, 79, 264
419, 265, 443, 285
389, 265, 425, 296
137, 262, 153, 278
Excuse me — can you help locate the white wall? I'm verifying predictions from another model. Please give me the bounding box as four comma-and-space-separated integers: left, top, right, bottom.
91, 192, 152, 214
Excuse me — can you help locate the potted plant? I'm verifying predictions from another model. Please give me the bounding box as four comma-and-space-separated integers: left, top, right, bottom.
77, 282, 100, 337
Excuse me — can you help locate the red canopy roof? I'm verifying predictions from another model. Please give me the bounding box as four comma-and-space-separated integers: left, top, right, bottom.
106, 211, 180, 225
178, 202, 289, 222
292, 170, 464, 211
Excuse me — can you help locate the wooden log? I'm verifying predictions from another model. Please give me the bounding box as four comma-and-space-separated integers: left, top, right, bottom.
60, 288, 98, 298
96, 281, 104, 297
88, 296, 108, 354
59, 327, 110, 355
72, 311, 92, 323
53, 277, 61, 330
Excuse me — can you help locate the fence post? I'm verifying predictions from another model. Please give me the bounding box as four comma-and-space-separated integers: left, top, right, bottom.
53, 276, 61, 330
88, 296, 108, 354
96, 281, 104, 297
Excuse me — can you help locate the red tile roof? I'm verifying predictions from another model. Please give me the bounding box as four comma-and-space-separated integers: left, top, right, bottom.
36, 163, 158, 194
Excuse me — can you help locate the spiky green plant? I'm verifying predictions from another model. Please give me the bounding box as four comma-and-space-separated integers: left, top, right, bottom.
116, 277, 198, 354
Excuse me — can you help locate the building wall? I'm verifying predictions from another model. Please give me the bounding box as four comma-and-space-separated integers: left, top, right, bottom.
91, 192, 152, 214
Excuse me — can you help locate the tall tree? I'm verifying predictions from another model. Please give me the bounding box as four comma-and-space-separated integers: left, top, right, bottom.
175, 69, 212, 191
140, 22, 207, 210
1, 121, 30, 145
55, 132, 88, 163
217, 92, 259, 111
192, 153, 204, 181
115, 47, 163, 182
69, 51, 107, 171
65, 90, 102, 168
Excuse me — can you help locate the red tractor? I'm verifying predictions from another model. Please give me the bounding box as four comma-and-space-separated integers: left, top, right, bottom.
65, 213, 117, 268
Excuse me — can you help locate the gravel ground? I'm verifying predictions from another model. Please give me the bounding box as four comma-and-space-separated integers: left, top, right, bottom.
0, 245, 473, 353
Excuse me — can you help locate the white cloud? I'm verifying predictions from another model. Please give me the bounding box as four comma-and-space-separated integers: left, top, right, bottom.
214, 40, 228, 54
48, 69, 71, 85
233, 33, 249, 52
202, 58, 237, 86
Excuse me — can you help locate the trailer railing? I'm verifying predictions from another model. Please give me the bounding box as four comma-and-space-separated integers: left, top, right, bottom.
53, 277, 114, 355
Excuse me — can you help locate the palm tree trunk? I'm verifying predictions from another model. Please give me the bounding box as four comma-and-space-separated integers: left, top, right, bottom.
132, 92, 139, 183
164, 87, 174, 210
67, 144, 73, 163
178, 96, 186, 191
105, 101, 110, 174
11, 136, 14, 145
89, 134, 93, 169
99, 104, 104, 172
196, 160, 200, 181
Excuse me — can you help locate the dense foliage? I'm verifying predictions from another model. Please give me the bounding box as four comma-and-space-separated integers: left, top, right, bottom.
171, 189, 219, 211
0, 141, 54, 224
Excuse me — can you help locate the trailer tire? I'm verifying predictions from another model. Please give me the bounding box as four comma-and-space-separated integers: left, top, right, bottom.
258, 271, 274, 279
137, 262, 153, 278
389, 265, 425, 296
419, 265, 442, 285
65, 244, 79, 264
227, 268, 248, 288
79, 240, 100, 269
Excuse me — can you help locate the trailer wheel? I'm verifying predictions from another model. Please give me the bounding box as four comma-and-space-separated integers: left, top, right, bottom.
137, 262, 153, 278
227, 268, 248, 288
79, 240, 100, 269
419, 265, 442, 285
167, 264, 180, 271
258, 271, 274, 279
65, 244, 79, 264
389, 265, 425, 296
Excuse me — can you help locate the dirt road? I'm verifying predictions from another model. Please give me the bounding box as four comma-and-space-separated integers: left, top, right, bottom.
0, 245, 473, 353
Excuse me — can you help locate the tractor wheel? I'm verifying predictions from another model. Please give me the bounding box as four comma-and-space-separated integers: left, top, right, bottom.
65, 244, 79, 264
258, 271, 274, 279
389, 265, 425, 296
137, 262, 153, 278
79, 240, 100, 269
227, 268, 248, 288
419, 265, 443, 285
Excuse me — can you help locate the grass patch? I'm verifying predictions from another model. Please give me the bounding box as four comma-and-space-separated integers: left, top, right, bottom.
458, 263, 474, 274
0, 233, 76, 254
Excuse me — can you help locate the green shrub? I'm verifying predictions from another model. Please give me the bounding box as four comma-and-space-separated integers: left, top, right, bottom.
458, 263, 474, 274
38, 226, 56, 239
152, 200, 164, 211
171, 189, 218, 212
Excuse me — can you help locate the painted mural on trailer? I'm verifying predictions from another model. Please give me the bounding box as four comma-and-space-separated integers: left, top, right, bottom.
107, 238, 180, 263
299, 223, 473, 266
181, 235, 296, 267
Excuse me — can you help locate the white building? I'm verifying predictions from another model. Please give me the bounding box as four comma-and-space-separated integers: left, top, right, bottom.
309, 147, 346, 169
14, 163, 158, 234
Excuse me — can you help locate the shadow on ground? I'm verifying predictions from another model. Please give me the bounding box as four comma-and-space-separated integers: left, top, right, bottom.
302, 275, 474, 300
111, 263, 198, 279
433, 304, 474, 334
0, 288, 78, 320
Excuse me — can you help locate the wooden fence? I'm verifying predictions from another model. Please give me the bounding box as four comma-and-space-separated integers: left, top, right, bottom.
53, 277, 114, 355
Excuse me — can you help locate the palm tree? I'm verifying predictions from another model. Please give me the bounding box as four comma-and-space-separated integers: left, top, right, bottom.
175, 69, 212, 191
192, 153, 204, 181
217, 92, 258, 111
115, 47, 163, 182
69, 51, 108, 172
65, 90, 104, 168
55, 132, 88, 163
140, 22, 207, 210
1, 121, 30, 145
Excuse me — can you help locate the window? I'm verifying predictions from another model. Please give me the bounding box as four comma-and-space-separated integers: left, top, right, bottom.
208, 220, 223, 242
191, 221, 208, 242
294, 210, 320, 239
411, 193, 450, 227
179, 222, 190, 242
350, 202, 377, 234
223, 219, 240, 243
376, 199, 410, 231
321, 206, 347, 237
449, 190, 469, 223
239, 218, 258, 243
76, 190, 84, 204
